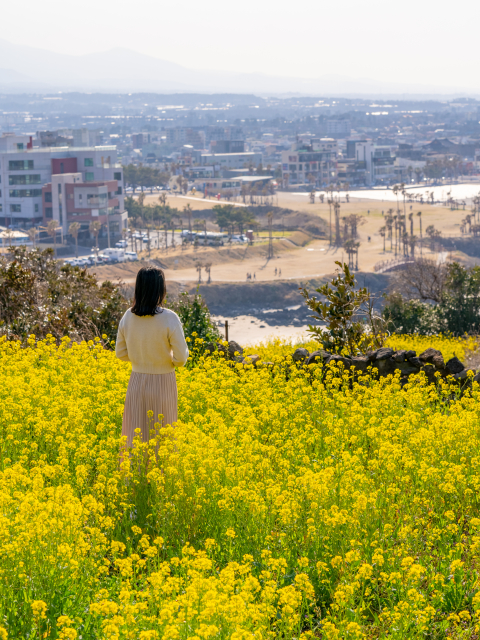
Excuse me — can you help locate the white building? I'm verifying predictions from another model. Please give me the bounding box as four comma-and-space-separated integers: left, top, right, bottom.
350, 141, 396, 185
200, 152, 262, 170
0, 134, 125, 232
281, 138, 338, 186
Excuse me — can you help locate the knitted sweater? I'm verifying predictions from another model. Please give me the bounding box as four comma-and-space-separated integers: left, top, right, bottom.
115, 308, 189, 374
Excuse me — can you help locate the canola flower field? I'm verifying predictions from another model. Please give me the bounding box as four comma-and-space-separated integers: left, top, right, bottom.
1, 333, 480, 639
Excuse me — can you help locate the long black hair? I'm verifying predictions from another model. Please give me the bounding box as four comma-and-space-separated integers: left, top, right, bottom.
131, 267, 166, 316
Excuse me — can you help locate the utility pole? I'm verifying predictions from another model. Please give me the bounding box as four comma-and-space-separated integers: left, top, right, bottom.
267, 211, 274, 260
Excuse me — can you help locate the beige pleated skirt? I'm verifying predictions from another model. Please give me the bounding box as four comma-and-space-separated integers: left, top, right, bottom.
122, 371, 178, 448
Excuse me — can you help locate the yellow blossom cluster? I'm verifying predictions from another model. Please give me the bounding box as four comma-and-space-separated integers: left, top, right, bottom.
245, 333, 477, 364
1, 333, 480, 638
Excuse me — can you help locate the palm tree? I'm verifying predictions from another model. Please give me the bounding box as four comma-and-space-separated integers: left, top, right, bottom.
379, 226, 386, 252
417, 211, 422, 255
27, 227, 38, 248
204, 262, 212, 283
327, 198, 333, 244
195, 261, 203, 283
89, 220, 102, 262
69, 222, 81, 258
334, 201, 341, 246
47, 219, 60, 257
392, 184, 399, 213
138, 191, 146, 228
184, 204, 193, 233
409, 235, 417, 257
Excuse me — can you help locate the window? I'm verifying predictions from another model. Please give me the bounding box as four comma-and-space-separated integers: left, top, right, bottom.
114, 172, 122, 181
10, 204, 21, 213
79, 194, 83, 202
84, 158, 94, 167
58, 184, 62, 194
44, 192, 52, 203
85, 172, 94, 182
9, 160, 34, 171
9, 189, 42, 197
87, 193, 107, 206
116, 186, 122, 195
17, 143, 24, 150
60, 162, 64, 173
35, 204, 39, 213
9, 174, 41, 185
0, 205, 2, 212
45, 207, 53, 218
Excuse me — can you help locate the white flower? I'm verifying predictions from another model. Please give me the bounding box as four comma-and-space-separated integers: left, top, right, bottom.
329, 336, 335, 343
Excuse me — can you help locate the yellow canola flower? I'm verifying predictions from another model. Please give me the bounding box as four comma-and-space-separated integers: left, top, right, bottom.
0, 334, 479, 637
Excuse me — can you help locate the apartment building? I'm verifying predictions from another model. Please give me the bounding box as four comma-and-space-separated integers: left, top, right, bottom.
0, 134, 125, 235
200, 151, 262, 170
42, 174, 126, 237
346, 140, 396, 185
281, 138, 338, 187
326, 119, 352, 137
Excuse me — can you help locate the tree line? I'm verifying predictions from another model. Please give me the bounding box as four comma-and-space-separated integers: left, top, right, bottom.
122, 164, 170, 191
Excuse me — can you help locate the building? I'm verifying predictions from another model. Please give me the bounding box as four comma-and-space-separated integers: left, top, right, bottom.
347, 140, 396, 185
327, 119, 352, 137
200, 151, 262, 170
210, 140, 245, 154
131, 133, 151, 148
281, 138, 338, 187
42, 174, 126, 238
164, 128, 206, 149
0, 134, 125, 236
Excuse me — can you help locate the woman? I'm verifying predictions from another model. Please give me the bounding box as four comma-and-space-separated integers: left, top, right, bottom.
116, 266, 189, 448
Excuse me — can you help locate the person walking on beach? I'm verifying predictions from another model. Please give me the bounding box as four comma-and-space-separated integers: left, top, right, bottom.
115, 267, 189, 448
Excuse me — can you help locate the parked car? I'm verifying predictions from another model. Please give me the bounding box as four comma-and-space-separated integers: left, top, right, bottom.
125, 251, 139, 261
102, 248, 126, 263
115, 240, 128, 248
229, 235, 248, 244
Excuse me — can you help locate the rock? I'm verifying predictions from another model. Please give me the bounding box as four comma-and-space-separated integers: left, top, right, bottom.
351, 356, 370, 372
405, 350, 417, 359
422, 364, 438, 383
305, 350, 330, 365
375, 347, 394, 361
432, 354, 445, 369
445, 356, 464, 375
292, 348, 310, 363
242, 354, 260, 366
393, 350, 407, 363
365, 350, 378, 362
396, 361, 421, 376
407, 356, 423, 368
374, 357, 397, 376
204, 341, 216, 353
328, 354, 352, 367
453, 369, 469, 380
228, 341, 243, 358
473, 372, 480, 383
419, 348, 443, 364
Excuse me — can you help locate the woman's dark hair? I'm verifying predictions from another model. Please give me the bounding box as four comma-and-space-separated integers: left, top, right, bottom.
131, 267, 166, 316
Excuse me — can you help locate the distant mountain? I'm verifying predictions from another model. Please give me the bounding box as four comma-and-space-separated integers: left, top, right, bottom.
0, 39, 474, 97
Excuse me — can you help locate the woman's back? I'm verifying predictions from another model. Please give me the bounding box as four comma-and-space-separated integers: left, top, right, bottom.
116, 307, 189, 374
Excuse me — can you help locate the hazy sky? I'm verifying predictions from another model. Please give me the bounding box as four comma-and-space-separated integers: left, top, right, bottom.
2, 0, 478, 89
